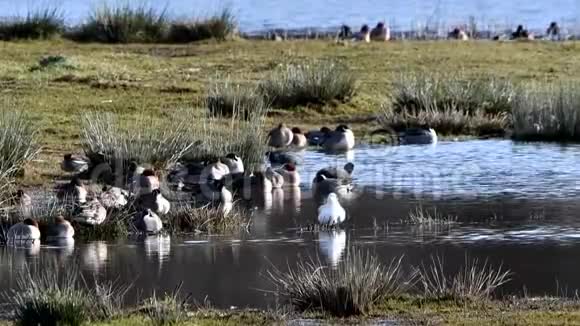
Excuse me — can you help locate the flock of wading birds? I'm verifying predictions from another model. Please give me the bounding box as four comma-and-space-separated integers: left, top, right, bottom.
5, 123, 439, 244
329, 21, 564, 42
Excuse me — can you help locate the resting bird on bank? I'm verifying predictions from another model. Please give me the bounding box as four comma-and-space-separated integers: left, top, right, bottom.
57, 177, 87, 204
318, 193, 346, 226
306, 127, 332, 146
265, 167, 284, 189
7, 218, 41, 242
323, 125, 355, 151
277, 163, 300, 187
266, 150, 303, 166
291, 127, 308, 148
135, 209, 163, 234
399, 127, 438, 145
100, 186, 129, 209
223, 153, 244, 175
61, 154, 89, 173
312, 162, 355, 196
268, 123, 294, 148
74, 199, 107, 226
48, 216, 75, 239
12, 189, 32, 218
139, 189, 171, 215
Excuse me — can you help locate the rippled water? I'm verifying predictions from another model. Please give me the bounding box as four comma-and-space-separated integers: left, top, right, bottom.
1, 0, 579, 32
2, 140, 580, 309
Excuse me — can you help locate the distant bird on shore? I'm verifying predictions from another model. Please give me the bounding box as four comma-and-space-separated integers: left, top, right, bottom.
370, 22, 390, 41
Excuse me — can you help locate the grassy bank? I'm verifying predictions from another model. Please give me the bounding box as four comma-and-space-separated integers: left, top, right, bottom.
1, 40, 580, 186
0, 255, 578, 325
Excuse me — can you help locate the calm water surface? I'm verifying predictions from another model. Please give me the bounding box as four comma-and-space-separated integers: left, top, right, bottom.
2, 140, 580, 309
1, 0, 580, 32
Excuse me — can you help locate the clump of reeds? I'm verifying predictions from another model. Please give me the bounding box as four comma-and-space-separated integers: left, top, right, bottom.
0, 7, 64, 41
166, 8, 236, 43
74, 205, 134, 240
391, 73, 514, 115
0, 110, 39, 177
2, 261, 129, 325
182, 105, 268, 171
404, 206, 457, 226
267, 250, 409, 317
206, 80, 267, 119
378, 106, 509, 136
512, 82, 580, 141
165, 202, 250, 234
142, 285, 188, 326
69, 3, 168, 43
81, 111, 195, 171
416, 255, 511, 301
260, 61, 357, 109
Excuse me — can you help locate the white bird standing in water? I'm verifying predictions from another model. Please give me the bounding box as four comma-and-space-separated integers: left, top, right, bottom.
317, 193, 346, 225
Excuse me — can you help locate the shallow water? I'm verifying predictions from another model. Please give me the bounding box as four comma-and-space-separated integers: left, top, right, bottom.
0, 0, 579, 33
3, 140, 580, 309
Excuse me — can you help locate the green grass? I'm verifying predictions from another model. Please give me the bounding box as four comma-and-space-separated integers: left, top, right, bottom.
1, 40, 580, 186
0, 7, 64, 41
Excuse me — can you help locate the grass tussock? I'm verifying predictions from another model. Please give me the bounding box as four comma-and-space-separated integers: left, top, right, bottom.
3, 262, 129, 326
512, 82, 580, 141
206, 80, 268, 119
183, 106, 268, 171
404, 206, 458, 225
260, 62, 357, 109
70, 3, 168, 43
166, 203, 250, 234
392, 73, 514, 116
379, 106, 509, 136
81, 111, 196, 171
74, 206, 134, 241
0, 7, 64, 41
167, 8, 236, 43
267, 250, 409, 317
0, 110, 40, 177
416, 255, 511, 301
142, 286, 188, 326
69, 4, 235, 43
